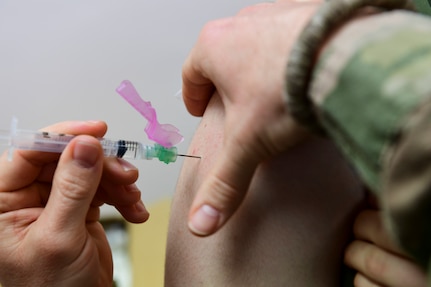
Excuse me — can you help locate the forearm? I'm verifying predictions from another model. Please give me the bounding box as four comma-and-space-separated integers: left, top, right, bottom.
308, 8, 431, 270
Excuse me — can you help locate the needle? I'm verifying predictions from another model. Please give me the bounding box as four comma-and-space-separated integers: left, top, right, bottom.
177, 154, 201, 159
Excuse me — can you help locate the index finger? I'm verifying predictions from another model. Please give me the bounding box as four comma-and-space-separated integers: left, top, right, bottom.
181, 15, 236, 117
182, 53, 215, 116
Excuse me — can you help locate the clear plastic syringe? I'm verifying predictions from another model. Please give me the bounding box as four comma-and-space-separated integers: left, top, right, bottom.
0, 119, 200, 164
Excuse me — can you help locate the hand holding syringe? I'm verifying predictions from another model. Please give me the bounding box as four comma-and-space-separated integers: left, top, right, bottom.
1, 118, 200, 164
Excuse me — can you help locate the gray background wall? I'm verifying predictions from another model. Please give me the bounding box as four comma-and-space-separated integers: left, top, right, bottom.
0, 0, 261, 218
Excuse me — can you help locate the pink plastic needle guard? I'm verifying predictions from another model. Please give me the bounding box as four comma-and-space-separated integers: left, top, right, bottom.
116, 80, 184, 148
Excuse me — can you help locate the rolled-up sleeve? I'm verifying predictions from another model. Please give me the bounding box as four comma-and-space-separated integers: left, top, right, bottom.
309, 10, 431, 270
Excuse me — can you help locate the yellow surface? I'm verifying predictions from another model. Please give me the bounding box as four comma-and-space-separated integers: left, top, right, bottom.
128, 198, 172, 287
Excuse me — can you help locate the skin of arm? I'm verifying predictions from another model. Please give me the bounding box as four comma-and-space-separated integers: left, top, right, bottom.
165, 93, 365, 286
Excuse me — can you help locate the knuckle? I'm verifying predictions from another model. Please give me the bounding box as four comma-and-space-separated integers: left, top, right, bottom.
207, 174, 244, 213
55, 172, 89, 201
362, 248, 388, 279
236, 3, 272, 16
343, 242, 357, 266
353, 273, 369, 287
198, 18, 233, 48
199, 19, 222, 39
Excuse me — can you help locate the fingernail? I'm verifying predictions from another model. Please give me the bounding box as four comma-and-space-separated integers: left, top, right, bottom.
125, 184, 140, 194
188, 205, 220, 236
135, 200, 148, 213
73, 140, 100, 168
117, 158, 138, 172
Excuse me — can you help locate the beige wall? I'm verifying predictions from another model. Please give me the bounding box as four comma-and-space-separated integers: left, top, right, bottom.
129, 199, 171, 287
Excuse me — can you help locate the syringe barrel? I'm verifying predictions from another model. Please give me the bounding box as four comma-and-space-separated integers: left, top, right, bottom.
8, 130, 127, 158
102, 139, 148, 160
10, 129, 74, 153
4, 128, 178, 164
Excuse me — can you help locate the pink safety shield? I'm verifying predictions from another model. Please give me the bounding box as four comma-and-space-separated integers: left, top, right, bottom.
116, 80, 184, 147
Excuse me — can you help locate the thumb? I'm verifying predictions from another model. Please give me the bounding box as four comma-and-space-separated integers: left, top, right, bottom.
41, 135, 104, 234
187, 141, 259, 236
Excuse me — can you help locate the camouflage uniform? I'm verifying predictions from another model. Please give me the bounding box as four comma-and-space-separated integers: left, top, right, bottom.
413, 0, 431, 15
307, 2, 431, 284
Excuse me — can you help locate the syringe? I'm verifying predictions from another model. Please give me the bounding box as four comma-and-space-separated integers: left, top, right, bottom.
0, 120, 200, 164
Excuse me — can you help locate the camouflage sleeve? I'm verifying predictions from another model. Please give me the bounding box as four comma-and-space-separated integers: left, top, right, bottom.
413, 0, 431, 16
309, 10, 431, 272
